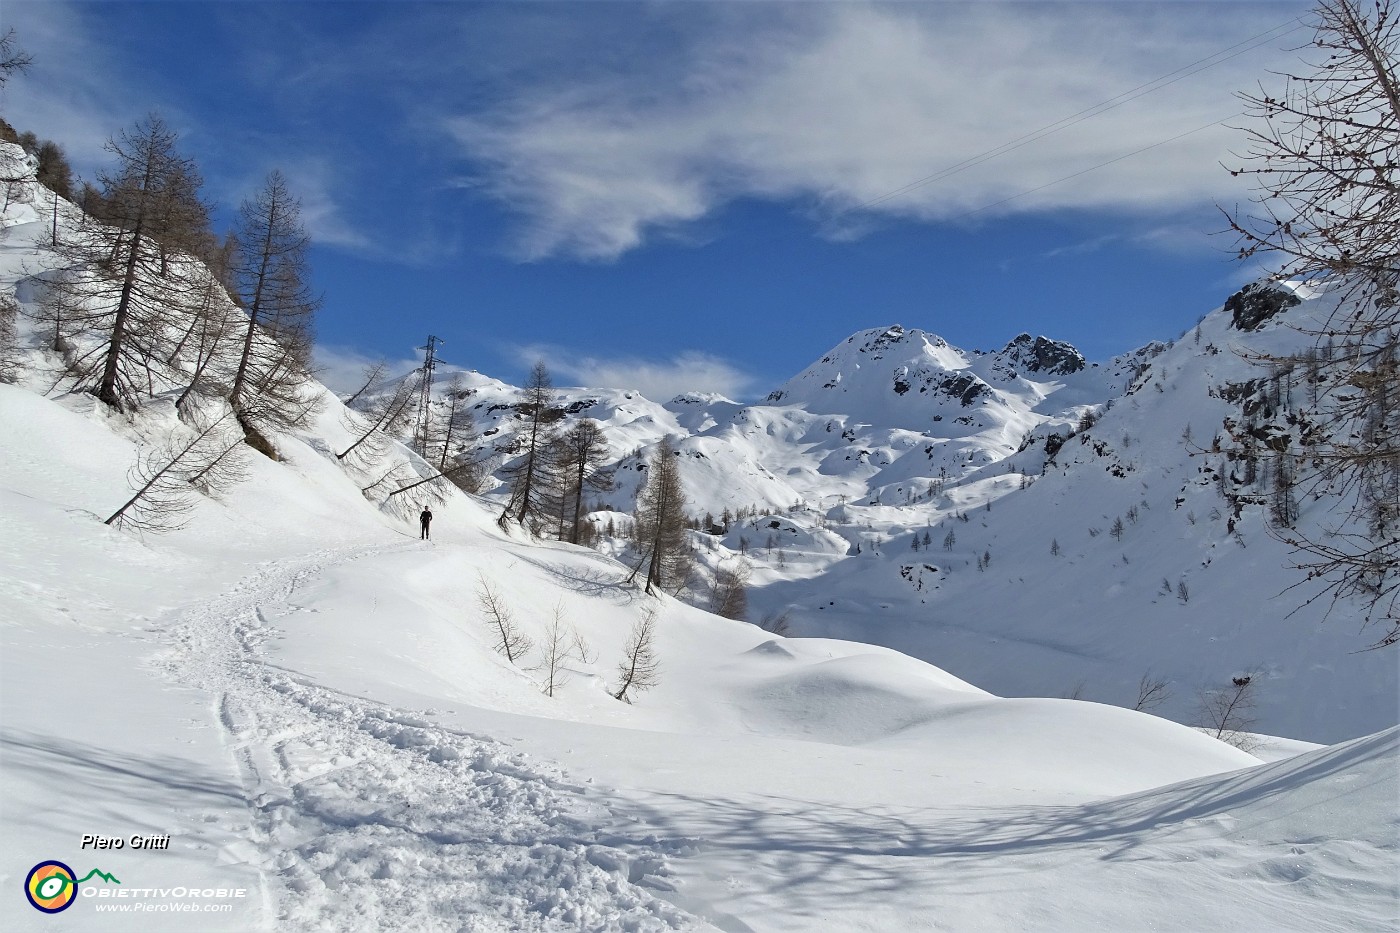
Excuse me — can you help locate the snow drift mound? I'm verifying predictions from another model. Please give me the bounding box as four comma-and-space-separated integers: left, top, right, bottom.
1101, 726, 1398, 848
733, 648, 1257, 795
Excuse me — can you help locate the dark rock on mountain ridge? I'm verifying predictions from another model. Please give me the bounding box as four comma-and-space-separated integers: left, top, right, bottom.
1225, 282, 1300, 332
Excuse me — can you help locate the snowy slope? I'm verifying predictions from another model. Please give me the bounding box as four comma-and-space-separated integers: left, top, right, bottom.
775, 284, 1399, 743
2, 376, 1393, 930
441, 290, 1393, 743
1, 142, 1396, 931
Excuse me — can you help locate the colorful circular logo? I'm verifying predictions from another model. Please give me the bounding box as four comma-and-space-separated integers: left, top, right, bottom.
25, 861, 78, 913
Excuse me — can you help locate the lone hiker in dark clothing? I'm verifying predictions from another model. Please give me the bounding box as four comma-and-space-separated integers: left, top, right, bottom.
419, 507, 433, 540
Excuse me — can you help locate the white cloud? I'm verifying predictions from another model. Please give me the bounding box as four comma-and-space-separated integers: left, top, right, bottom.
446, 4, 1302, 261
1, 2, 154, 173
280, 160, 374, 252
511, 344, 757, 401
1041, 234, 1123, 261
213, 159, 374, 256
1131, 222, 1230, 257
313, 344, 421, 396
4, 4, 376, 256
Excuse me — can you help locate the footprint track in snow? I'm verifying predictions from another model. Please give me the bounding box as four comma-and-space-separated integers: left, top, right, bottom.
156, 542, 702, 932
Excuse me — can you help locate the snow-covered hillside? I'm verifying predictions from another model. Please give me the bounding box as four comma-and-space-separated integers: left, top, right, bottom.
427, 287, 1395, 744
1, 140, 1396, 931
761, 289, 1400, 743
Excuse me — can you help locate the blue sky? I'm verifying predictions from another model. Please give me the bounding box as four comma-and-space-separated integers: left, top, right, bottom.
3, 1, 1309, 398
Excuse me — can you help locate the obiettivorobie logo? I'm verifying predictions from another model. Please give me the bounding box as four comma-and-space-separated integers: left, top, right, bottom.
24, 860, 121, 913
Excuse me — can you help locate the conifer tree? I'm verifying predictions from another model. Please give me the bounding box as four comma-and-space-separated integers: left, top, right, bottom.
229, 170, 320, 454
0, 294, 20, 383
629, 435, 692, 595
34, 140, 73, 200
499, 361, 560, 532
555, 418, 612, 544
48, 114, 210, 411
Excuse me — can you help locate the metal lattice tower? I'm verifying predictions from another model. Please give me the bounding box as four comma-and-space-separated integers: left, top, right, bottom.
414, 335, 443, 457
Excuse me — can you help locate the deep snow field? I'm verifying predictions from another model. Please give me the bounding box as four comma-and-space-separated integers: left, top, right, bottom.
1, 381, 1396, 932
1, 142, 1397, 931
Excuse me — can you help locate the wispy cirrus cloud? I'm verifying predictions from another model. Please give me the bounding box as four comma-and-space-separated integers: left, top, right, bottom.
1041, 234, 1123, 261
445, 4, 1302, 262
7, 2, 380, 257
510, 344, 757, 401
1, 1, 163, 173
279, 160, 374, 253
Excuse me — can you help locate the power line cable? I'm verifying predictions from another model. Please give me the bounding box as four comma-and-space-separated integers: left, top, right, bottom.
947, 112, 1241, 223
849, 16, 1305, 213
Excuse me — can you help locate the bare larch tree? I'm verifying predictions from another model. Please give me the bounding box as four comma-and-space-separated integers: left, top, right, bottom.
0, 28, 32, 87
710, 557, 751, 621
1224, 0, 1400, 646
629, 435, 692, 596
475, 573, 533, 666
612, 606, 660, 703
49, 114, 210, 411
426, 373, 476, 472
336, 371, 420, 465
498, 361, 560, 533
554, 418, 612, 544
538, 603, 594, 698
105, 408, 248, 533
229, 170, 320, 456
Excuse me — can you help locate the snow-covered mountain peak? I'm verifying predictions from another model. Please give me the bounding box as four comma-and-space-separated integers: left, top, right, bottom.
758, 320, 1113, 450
666, 390, 737, 408
994, 333, 1087, 377
766, 324, 970, 404
1224, 280, 1303, 332
766, 321, 1104, 406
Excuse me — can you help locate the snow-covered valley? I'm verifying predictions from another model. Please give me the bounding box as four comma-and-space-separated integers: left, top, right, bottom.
1, 139, 1396, 931
448, 300, 1397, 744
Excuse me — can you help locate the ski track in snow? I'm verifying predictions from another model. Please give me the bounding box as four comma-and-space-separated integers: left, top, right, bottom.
154, 542, 703, 932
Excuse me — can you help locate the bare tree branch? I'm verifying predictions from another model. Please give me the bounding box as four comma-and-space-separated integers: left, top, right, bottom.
612, 606, 660, 703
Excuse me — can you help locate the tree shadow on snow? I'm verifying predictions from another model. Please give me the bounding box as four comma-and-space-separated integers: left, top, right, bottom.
1, 727, 244, 838
512, 552, 644, 605
608, 732, 1392, 913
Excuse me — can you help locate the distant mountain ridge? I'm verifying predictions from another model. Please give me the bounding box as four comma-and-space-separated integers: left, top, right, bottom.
444, 285, 1395, 743
448, 320, 1165, 518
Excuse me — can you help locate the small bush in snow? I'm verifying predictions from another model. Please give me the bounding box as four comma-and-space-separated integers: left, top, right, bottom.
758, 610, 792, 637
